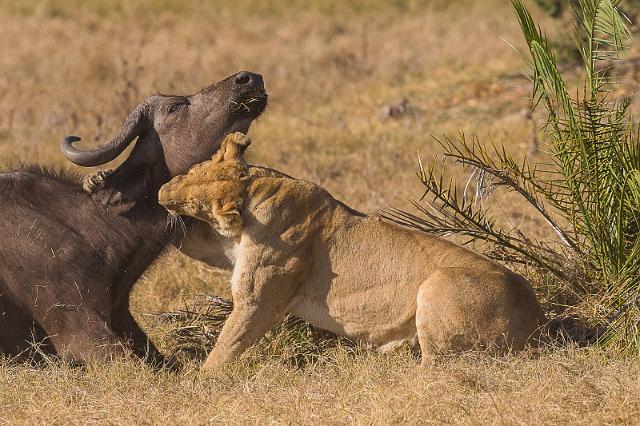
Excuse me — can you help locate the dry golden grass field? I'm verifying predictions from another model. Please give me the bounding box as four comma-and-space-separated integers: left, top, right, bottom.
1, 0, 639, 424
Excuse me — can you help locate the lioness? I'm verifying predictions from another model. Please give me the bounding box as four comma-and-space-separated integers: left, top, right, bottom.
159, 133, 546, 370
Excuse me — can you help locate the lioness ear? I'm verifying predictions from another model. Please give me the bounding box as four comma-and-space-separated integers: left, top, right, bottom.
234, 133, 251, 151
211, 144, 227, 163
212, 132, 252, 162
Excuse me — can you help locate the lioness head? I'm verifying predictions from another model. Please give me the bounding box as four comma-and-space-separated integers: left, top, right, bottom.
158, 132, 251, 237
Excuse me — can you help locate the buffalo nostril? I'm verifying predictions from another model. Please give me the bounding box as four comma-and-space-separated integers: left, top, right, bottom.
234, 73, 252, 85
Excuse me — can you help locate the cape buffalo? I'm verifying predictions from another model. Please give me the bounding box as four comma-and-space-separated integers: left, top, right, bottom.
0, 71, 267, 366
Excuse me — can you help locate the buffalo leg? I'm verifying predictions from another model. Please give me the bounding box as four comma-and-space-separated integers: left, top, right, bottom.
36, 305, 128, 365
111, 302, 165, 366
0, 290, 50, 359
110, 242, 168, 367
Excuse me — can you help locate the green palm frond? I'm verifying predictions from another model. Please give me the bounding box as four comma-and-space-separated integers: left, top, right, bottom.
391, 0, 640, 355
516, 0, 639, 354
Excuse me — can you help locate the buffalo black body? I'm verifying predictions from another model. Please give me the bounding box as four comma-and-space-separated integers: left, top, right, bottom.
0, 72, 266, 365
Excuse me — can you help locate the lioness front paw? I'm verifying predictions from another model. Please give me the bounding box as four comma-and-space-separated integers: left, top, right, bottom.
82, 169, 114, 193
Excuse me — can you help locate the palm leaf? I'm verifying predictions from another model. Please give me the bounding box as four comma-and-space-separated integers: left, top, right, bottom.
389, 0, 640, 355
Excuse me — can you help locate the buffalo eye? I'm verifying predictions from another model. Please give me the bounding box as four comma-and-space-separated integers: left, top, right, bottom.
168, 103, 182, 114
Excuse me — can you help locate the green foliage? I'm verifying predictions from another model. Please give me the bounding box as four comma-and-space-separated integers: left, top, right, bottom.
389, 0, 640, 355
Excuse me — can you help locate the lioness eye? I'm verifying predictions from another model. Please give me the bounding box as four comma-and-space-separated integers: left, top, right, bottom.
168, 103, 182, 113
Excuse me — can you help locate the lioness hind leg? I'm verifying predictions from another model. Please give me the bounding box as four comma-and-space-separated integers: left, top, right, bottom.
415, 278, 441, 366
415, 268, 543, 362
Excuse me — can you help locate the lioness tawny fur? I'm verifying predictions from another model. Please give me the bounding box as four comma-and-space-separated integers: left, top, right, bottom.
159, 133, 547, 370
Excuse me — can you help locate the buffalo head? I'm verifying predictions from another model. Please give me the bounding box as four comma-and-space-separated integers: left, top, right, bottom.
61, 71, 266, 178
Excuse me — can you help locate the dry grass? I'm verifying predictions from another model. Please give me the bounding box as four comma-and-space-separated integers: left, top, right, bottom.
1, 349, 638, 424
1, 0, 639, 424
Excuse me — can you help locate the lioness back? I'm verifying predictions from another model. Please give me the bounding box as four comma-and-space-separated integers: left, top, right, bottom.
241, 171, 546, 354
159, 135, 546, 369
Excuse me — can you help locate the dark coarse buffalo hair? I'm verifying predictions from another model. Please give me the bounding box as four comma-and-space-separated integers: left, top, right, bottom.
0, 72, 266, 366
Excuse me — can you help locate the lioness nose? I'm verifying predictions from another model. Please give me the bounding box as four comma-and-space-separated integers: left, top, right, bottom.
233, 71, 263, 91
